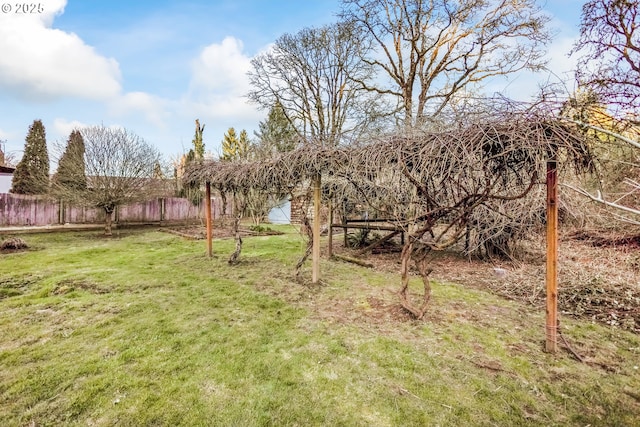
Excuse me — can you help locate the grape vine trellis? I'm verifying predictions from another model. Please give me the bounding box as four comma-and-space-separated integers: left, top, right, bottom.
184, 112, 592, 330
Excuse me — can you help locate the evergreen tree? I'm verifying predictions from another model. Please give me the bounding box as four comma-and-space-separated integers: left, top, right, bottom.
221, 127, 239, 161
238, 129, 250, 160
11, 120, 50, 194
53, 130, 86, 191
254, 101, 298, 154
222, 127, 251, 161
192, 119, 205, 160
178, 149, 203, 205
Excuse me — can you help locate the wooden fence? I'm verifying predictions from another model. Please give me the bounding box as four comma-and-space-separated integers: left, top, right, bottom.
0, 194, 229, 227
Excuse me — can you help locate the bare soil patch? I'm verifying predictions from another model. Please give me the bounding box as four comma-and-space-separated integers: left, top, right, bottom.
334, 230, 640, 334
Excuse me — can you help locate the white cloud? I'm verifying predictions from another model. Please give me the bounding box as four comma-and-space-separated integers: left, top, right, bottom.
109, 92, 170, 128
181, 36, 263, 146
190, 36, 252, 94
544, 36, 580, 84
0, 0, 121, 101
52, 118, 89, 138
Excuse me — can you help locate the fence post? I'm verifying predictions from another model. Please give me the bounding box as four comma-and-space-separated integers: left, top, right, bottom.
312, 174, 321, 284
58, 199, 64, 225
343, 198, 348, 247
205, 182, 213, 258
328, 198, 333, 258
546, 159, 558, 353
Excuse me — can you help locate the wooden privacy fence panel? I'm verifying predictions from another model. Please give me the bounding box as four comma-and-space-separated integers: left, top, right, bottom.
117, 199, 162, 223
0, 194, 59, 226
0, 194, 213, 226
63, 204, 103, 224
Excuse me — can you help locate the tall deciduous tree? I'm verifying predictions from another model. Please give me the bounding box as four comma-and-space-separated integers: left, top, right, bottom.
567, 0, 640, 223
248, 21, 380, 147
339, 0, 550, 127
55, 125, 166, 236
572, 0, 640, 113
53, 130, 87, 191
11, 119, 50, 195
0, 140, 17, 167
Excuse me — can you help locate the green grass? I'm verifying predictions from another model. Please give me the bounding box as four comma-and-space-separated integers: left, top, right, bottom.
0, 228, 639, 426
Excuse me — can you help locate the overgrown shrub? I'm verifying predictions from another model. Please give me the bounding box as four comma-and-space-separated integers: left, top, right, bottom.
1, 237, 28, 250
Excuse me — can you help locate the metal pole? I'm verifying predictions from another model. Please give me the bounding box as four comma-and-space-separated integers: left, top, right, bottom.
546, 160, 558, 353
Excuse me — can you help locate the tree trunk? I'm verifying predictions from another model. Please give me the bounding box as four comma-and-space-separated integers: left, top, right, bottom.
228, 216, 243, 264
398, 235, 432, 320
220, 191, 228, 227
295, 214, 313, 278
104, 206, 114, 236
228, 193, 244, 264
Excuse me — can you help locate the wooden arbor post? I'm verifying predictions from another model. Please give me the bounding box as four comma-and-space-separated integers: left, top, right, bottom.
205, 181, 213, 258
546, 160, 558, 353
327, 197, 333, 259
312, 174, 321, 284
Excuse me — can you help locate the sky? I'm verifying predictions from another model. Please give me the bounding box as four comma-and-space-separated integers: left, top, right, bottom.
0, 0, 586, 165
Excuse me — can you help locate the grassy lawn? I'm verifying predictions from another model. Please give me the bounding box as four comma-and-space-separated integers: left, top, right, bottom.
1, 228, 639, 426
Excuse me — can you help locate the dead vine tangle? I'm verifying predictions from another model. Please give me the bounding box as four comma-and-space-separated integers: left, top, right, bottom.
185, 112, 593, 319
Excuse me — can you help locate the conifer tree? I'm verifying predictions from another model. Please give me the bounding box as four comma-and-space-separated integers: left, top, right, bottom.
221, 127, 239, 161
238, 129, 250, 160
11, 119, 50, 194
254, 101, 298, 154
193, 119, 205, 160
53, 130, 86, 191
222, 127, 250, 161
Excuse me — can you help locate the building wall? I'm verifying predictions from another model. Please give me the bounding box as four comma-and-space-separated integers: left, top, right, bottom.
0, 173, 12, 193
267, 198, 291, 224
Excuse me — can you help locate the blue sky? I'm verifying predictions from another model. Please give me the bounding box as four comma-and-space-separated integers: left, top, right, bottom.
0, 0, 585, 165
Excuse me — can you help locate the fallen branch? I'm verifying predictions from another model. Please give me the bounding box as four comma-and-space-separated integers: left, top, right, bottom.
561, 118, 640, 150
332, 254, 374, 268
355, 230, 401, 256
563, 183, 640, 217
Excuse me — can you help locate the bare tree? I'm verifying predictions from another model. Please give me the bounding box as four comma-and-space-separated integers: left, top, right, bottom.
572, 0, 640, 113
0, 140, 18, 167
339, 0, 550, 127
559, 88, 640, 225
52, 125, 167, 236
248, 21, 384, 147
